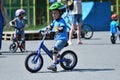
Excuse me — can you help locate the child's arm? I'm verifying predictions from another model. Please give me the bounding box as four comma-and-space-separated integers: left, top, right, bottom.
47, 21, 55, 30
9, 18, 16, 27
47, 25, 53, 30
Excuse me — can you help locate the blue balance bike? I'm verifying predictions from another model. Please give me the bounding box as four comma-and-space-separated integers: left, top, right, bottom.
25, 29, 78, 73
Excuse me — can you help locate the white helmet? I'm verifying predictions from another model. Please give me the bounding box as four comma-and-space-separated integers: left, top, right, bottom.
15, 9, 25, 17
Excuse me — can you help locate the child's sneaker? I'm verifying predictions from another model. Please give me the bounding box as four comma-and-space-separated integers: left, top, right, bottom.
47, 64, 57, 72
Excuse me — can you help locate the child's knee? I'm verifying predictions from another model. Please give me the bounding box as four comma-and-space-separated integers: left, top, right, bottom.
53, 47, 58, 54
21, 38, 25, 43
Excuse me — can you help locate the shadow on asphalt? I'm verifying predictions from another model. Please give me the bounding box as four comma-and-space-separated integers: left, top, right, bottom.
1, 51, 47, 56
36, 68, 115, 73
1, 51, 31, 55
85, 38, 102, 40
60, 68, 115, 72
0, 55, 6, 58
84, 43, 120, 45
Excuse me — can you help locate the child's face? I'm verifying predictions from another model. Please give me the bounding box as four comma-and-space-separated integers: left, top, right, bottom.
19, 13, 25, 19
52, 10, 61, 20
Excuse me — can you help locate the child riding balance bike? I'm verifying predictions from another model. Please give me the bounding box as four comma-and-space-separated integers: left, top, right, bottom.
47, 2, 69, 71
25, 2, 78, 72
110, 13, 120, 44
9, 9, 27, 52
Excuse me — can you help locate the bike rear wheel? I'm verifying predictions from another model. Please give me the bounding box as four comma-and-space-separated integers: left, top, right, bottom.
110, 35, 116, 44
25, 52, 43, 73
60, 50, 78, 70
81, 24, 94, 39
9, 42, 18, 53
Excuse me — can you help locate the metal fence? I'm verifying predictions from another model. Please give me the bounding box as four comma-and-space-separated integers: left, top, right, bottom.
3, 0, 120, 27
4, 0, 48, 27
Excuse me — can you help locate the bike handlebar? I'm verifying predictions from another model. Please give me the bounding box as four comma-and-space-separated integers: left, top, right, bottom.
39, 28, 51, 41
10, 25, 24, 31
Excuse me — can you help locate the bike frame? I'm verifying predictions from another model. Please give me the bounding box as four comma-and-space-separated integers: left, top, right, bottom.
15, 36, 21, 46
37, 41, 53, 59
33, 31, 69, 64
13, 34, 24, 48
35, 41, 68, 64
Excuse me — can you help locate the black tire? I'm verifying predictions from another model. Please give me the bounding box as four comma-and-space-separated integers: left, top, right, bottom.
82, 24, 94, 39
60, 50, 78, 70
110, 36, 116, 44
9, 42, 18, 53
25, 53, 43, 73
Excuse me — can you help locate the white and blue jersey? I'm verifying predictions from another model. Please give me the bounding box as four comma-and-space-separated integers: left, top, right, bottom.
14, 18, 25, 35
15, 18, 25, 29
110, 20, 119, 34
50, 18, 68, 42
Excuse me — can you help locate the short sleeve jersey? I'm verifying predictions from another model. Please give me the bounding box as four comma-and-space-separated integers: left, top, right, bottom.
110, 20, 119, 33
15, 18, 25, 29
50, 18, 68, 41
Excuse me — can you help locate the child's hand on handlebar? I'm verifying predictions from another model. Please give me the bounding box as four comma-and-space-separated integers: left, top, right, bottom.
47, 26, 52, 30
45, 27, 51, 34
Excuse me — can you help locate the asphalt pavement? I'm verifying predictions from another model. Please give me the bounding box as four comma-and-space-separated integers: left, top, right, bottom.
0, 31, 120, 80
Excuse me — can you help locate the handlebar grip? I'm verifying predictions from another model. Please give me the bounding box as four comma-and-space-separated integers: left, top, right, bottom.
39, 30, 44, 33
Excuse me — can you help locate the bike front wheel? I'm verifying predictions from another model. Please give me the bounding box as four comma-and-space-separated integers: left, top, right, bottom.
81, 24, 94, 39
9, 42, 18, 53
25, 52, 43, 73
60, 50, 78, 70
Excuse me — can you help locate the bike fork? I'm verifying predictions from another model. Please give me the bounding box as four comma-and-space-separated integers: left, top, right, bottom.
32, 51, 41, 63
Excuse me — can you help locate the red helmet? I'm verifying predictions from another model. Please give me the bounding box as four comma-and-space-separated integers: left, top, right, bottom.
111, 14, 118, 19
